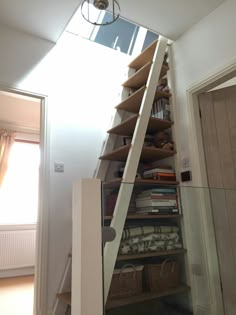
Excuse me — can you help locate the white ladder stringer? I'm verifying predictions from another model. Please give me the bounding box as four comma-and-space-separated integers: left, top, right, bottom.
102, 36, 168, 302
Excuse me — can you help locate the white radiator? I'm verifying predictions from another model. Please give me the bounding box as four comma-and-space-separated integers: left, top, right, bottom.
0, 227, 36, 270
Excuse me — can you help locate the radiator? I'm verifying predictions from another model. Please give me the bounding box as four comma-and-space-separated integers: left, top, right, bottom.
0, 229, 36, 270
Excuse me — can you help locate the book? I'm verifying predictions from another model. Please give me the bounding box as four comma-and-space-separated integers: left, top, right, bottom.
138, 188, 177, 195
136, 207, 179, 214
151, 98, 171, 120
143, 172, 176, 181
136, 198, 177, 208
136, 194, 177, 201
143, 168, 174, 176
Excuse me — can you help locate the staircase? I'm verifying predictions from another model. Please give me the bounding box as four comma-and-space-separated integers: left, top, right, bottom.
56, 36, 171, 314
98, 36, 168, 302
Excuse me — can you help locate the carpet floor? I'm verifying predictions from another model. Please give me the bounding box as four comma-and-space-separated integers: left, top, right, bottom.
0, 275, 34, 315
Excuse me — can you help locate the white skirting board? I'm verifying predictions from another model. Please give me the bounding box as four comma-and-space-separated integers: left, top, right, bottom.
0, 267, 35, 278
0, 225, 36, 277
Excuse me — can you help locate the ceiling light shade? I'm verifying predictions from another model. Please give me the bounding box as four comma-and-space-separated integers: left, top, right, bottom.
81, 0, 120, 26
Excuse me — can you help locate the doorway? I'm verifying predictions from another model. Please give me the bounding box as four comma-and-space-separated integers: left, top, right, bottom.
198, 85, 236, 315
0, 88, 48, 315
187, 64, 236, 315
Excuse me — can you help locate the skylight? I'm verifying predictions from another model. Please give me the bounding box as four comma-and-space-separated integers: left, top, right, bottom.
66, 6, 159, 56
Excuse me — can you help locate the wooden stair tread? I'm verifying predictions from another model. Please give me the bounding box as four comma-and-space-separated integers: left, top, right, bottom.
107, 114, 173, 136
116, 85, 171, 114
122, 62, 168, 89
106, 285, 190, 310
103, 178, 179, 187
57, 292, 71, 305
129, 39, 158, 70
117, 249, 187, 261
105, 214, 181, 220
58, 286, 190, 309
99, 145, 176, 162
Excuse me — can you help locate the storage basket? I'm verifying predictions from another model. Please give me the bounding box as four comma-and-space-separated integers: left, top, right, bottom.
144, 259, 179, 292
108, 264, 143, 300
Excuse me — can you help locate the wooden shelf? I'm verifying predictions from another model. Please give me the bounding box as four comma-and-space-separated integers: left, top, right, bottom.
99, 145, 176, 162
122, 62, 168, 89
104, 214, 181, 220
57, 285, 190, 310
57, 292, 71, 305
116, 86, 171, 114
106, 285, 190, 310
117, 249, 187, 261
103, 178, 179, 187
129, 40, 158, 70
107, 114, 173, 136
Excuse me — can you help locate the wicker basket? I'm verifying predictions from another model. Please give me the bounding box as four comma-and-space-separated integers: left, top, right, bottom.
145, 259, 179, 292
108, 264, 143, 300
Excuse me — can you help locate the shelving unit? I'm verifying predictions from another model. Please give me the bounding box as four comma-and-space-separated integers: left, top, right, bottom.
128, 39, 160, 70
98, 37, 190, 313
106, 285, 190, 310
100, 145, 176, 162
116, 85, 171, 113
117, 249, 187, 261
107, 114, 173, 136
105, 214, 182, 220
122, 61, 168, 88
103, 178, 179, 187
57, 285, 191, 310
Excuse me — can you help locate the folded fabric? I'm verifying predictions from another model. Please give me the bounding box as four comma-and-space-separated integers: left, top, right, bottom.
119, 238, 182, 255
122, 225, 179, 241
123, 232, 180, 245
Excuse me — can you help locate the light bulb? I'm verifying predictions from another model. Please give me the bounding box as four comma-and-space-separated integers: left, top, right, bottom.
93, 0, 109, 10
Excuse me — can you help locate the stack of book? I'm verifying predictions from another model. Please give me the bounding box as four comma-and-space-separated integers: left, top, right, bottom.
135, 187, 178, 215
151, 98, 170, 120
142, 167, 176, 181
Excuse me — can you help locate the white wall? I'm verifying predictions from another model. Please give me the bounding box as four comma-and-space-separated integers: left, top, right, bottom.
172, 0, 236, 183
0, 24, 130, 313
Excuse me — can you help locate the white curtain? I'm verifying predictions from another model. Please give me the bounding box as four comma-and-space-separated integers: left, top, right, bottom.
0, 129, 15, 186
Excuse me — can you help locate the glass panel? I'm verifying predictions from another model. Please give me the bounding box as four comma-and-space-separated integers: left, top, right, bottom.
102, 184, 236, 314
102, 182, 188, 314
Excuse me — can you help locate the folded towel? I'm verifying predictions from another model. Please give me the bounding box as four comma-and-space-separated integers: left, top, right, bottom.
122, 225, 179, 241
119, 238, 182, 255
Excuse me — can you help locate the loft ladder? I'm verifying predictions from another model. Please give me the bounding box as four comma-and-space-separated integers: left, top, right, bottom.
96, 36, 168, 301
55, 36, 168, 313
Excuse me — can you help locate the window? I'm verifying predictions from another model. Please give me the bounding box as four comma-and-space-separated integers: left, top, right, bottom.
0, 141, 40, 225
142, 30, 160, 51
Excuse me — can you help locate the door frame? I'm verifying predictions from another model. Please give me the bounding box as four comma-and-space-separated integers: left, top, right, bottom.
0, 84, 50, 315
187, 60, 236, 315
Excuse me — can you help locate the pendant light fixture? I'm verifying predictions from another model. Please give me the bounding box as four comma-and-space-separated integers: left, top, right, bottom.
81, 0, 120, 26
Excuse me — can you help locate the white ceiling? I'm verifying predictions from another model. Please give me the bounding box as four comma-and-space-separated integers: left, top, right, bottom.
0, 91, 40, 132
119, 0, 226, 40
0, 0, 226, 42
0, 0, 81, 42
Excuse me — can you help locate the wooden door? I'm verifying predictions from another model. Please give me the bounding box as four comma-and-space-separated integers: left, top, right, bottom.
199, 86, 236, 315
